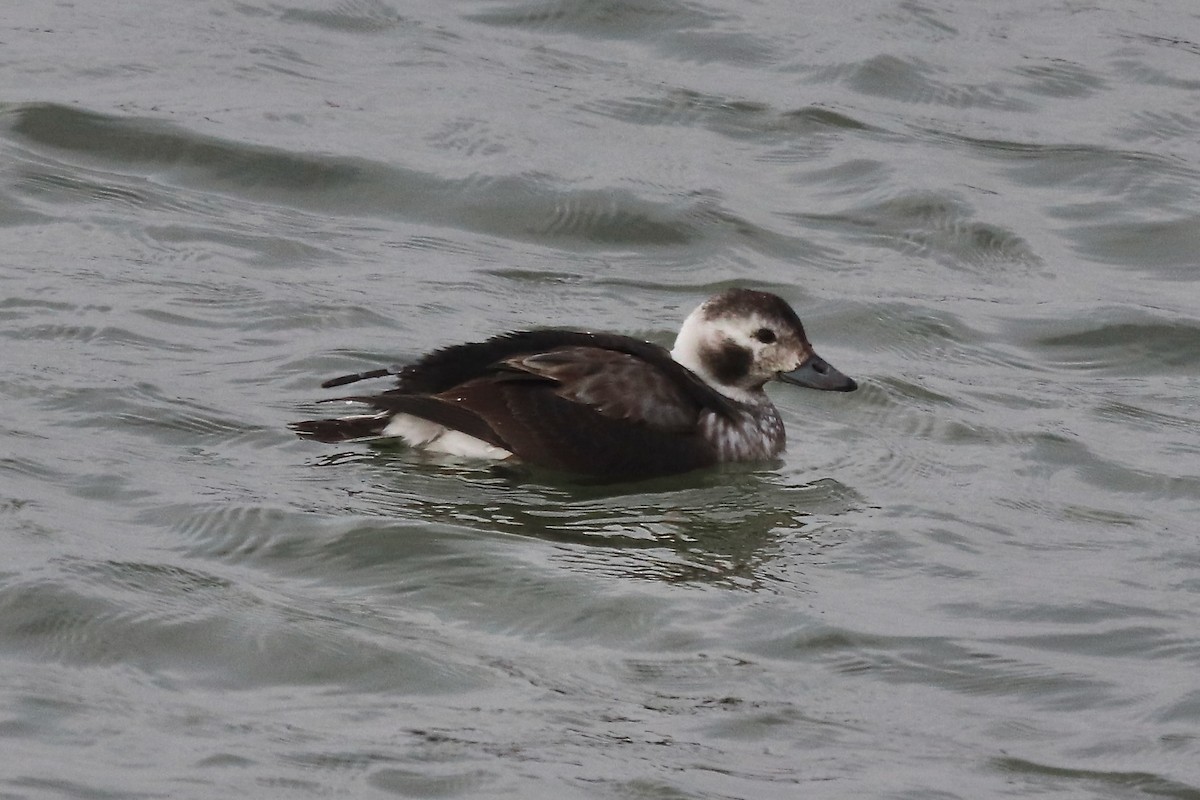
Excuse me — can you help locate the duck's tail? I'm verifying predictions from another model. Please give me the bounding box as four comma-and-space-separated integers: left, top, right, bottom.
288, 412, 389, 443
319, 368, 393, 389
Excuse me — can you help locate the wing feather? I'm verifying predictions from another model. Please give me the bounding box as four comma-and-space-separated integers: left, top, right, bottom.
500, 347, 701, 432
393, 330, 738, 418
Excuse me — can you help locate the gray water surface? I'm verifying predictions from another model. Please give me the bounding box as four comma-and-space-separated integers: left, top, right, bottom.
2, 1, 1199, 798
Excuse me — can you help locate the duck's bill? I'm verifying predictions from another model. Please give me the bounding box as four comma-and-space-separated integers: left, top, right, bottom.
778, 353, 858, 392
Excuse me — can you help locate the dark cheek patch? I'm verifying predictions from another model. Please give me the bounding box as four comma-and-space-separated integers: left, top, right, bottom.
704, 341, 752, 385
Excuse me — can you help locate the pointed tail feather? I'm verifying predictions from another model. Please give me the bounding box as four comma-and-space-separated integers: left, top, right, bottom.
320, 368, 393, 389
288, 413, 389, 443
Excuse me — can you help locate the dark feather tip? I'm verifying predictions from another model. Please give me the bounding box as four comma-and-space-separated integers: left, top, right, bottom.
320, 368, 392, 389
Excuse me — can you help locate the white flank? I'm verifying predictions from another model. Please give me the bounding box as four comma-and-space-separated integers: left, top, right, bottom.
432, 430, 513, 460
382, 413, 512, 460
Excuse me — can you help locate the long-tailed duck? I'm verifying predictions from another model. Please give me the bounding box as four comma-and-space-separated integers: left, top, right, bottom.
290, 288, 856, 480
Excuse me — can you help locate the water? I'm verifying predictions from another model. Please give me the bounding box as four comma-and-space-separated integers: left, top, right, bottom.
2, 0, 1199, 797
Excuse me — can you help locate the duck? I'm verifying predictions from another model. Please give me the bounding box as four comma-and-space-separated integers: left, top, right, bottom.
289, 288, 857, 480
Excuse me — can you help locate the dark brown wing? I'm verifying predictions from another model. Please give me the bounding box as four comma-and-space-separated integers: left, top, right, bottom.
499, 347, 701, 431
392, 330, 740, 419
351, 344, 724, 478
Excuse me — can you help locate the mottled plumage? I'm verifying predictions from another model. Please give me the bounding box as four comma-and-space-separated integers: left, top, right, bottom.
290, 289, 857, 480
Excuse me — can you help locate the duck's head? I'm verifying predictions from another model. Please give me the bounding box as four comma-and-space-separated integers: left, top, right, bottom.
671, 288, 857, 403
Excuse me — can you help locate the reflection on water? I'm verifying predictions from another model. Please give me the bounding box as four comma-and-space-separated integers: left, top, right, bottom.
3, 0, 1200, 796
231, 442, 861, 588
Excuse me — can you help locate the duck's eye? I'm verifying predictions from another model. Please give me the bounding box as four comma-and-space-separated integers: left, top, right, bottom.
753, 327, 776, 344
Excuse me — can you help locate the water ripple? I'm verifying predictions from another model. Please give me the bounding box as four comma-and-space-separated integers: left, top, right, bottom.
4, 102, 754, 250
1017, 314, 1200, 375
0, 559, 491, 692
279, 0, 405, 33
790, 191, 1040, 272
467, 0, 718, 39
994, 757, 1199, 799
836, 54, 1033, 111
